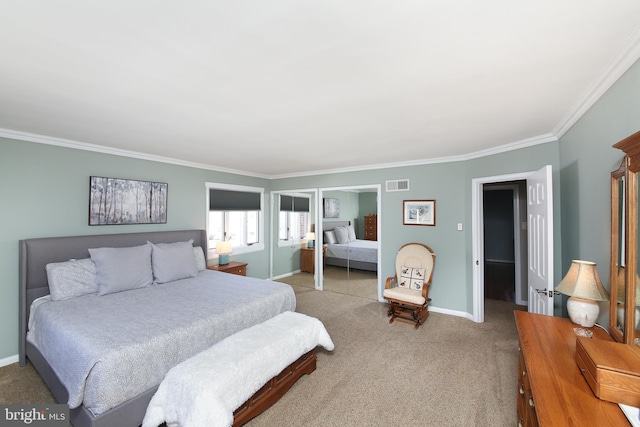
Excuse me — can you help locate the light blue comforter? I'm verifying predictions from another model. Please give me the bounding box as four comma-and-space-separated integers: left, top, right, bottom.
27, 270, 296, 416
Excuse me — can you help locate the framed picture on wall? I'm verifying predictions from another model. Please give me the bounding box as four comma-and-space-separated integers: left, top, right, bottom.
89, 176, 168, 225
323, 198, 340, 218
403, 200, 435, 226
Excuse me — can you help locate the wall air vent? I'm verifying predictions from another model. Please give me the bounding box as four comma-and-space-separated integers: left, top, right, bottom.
385, 179, 410, 192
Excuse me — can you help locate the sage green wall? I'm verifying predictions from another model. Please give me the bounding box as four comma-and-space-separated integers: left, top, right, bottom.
271, 162, 470, 314
559, 59, 640, 326
0, 138, 270, 361
271, 145, 563, 316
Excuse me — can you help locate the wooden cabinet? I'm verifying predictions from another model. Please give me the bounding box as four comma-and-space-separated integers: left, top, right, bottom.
208, 261, 247, 276
300, 247, 325, 274
515, 311, 627, 426
364, 214, 377, 241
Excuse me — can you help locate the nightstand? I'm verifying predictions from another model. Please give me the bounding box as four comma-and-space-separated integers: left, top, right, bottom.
208, 261, 247, 276
300, 247, 326, 274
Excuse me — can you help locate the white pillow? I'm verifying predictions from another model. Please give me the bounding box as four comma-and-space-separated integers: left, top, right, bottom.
149, 240, 199, 284
46, 258, 98, 301
334, 226, 350, 244
89, 243, 153, 295
194, 246, 207, 271
324, 230, 337, 245
400, 266, 426, 290
347, 225, 356, 242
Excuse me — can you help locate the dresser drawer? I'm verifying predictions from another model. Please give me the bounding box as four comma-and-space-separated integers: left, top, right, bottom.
227, 265, 246, 276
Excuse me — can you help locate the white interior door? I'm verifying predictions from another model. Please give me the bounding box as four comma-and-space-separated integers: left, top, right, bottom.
527, 165, 554, 315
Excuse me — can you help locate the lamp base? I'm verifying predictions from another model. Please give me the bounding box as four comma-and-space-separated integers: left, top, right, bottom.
567, 296, 599, 327
218, 254, 229, 265
307, 241, 314, 248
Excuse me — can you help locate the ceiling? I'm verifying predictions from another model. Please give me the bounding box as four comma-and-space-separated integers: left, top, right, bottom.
2, 1, 640, 178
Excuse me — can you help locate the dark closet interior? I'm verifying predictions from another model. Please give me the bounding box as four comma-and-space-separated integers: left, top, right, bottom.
483, 186, 516, 302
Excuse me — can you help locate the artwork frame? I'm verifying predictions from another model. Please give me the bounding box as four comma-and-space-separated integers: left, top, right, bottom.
403, 200, 436, 226
323, 198, 340, 218
89, 176, 168, 225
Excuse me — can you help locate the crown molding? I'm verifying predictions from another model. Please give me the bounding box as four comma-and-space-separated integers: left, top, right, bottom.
553, 26, 640, 138
270, 133, 558, 179
0, 128, 271, 179
1, 126, 559, 180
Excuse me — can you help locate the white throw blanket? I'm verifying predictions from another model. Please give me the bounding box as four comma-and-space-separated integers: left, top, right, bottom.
142, 311, 334, 427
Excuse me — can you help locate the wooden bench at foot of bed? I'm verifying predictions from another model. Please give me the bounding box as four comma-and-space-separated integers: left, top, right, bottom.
233, 350, 316, 426
142, 311, 334, 427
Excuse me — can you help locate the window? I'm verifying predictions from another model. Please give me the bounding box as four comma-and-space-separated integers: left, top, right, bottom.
279, 211, 308, 241
278, 194, 310, 246
206, 183, 264, 258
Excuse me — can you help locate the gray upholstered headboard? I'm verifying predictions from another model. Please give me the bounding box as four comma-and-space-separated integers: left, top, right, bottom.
19, 229, 207, 366
322, 221, 350, 231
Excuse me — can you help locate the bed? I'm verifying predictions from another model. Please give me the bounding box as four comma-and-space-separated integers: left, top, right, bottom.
19, 229, 297, 427
322, 221, 378, 272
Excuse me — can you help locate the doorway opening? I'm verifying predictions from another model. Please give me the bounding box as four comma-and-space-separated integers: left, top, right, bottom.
483, 182, 527, 305
472, 170, 540, 323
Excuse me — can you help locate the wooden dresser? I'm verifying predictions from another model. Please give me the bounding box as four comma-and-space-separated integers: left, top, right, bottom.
515, 311, 629, 426
364, 214, 377, 241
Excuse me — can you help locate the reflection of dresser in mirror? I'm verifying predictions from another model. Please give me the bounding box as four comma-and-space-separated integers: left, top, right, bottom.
363, 214, 377, 241
610, 130, 640, 345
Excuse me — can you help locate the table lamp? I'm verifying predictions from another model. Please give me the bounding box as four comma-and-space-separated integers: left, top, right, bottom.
216, 241, 232, 265
555, 260, 609, 327
306, 232, 315, 248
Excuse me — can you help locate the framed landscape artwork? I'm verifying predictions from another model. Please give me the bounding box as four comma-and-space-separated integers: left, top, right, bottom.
403, 200, 436, 226
323, 198, 340, 218
89, 176, 168, 225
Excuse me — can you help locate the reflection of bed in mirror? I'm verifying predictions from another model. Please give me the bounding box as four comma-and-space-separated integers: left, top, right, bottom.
322, 221, 377, 272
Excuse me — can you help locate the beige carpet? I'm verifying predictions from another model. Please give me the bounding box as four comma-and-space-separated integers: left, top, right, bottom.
0, 287, 521, 427
246, 289, 521, 427
278, 266, 378, 300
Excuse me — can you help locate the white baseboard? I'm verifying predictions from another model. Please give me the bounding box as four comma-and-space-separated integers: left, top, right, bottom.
430, 306, 472, 320
0, 354, 19, 368
273, 270, 301, 281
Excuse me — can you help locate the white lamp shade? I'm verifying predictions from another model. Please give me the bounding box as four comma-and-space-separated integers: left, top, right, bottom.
216, 241, 232, 255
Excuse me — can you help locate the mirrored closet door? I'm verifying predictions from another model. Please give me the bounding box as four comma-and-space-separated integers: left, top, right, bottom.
319, 186, 380, 300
